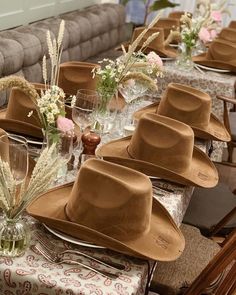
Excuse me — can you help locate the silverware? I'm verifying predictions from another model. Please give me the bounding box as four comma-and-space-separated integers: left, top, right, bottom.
194, 64, 205, 74
35, 231, 125, 271
35, 242, 118, 279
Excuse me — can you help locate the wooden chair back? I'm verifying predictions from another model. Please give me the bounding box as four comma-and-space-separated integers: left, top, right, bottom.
217, 95, 236, 163
183, 229, 236, 295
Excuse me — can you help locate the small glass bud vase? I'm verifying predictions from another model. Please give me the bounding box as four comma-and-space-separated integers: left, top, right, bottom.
176, 43, 194, 70
0, 216, 30, 257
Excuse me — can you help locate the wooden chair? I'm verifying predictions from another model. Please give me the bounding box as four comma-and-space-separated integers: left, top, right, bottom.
217, 95, 236, 164
150, 224, 236, 295
183, 182, 236, 237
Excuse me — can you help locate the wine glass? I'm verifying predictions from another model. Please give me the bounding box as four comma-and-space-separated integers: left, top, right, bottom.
0, 134, 28, 186
72, 89, 98, 133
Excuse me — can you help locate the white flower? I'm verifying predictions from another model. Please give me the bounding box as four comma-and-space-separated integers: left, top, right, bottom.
27, 110, 33, 117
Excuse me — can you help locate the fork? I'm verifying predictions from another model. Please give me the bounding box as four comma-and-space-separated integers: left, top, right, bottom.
35, 231, 125, 271
35, 242, 118, 279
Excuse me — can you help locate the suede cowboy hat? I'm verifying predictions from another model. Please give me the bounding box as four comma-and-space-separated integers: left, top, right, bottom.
133, 83, 230, 142
122, 27, 177, 58
218, 28, 236, 44
96, 113, 218, 188
228, 20, 236, 29
58, 61, 99, 94
27, 158, 185, 261
168, 11, 186, 20
154, 18, 180, 39
58, 61, 126, 112
193, 39, 236, 72
0, 84, 44, 139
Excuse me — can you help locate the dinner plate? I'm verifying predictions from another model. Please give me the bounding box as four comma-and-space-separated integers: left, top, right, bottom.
194, 63, 231, 73
161, 57, 175, 61
169, 44, 178, 48
43, 224, 106, 249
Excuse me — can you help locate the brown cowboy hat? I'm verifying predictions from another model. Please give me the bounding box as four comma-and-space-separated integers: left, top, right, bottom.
58, 61, 126, 112
168, 11, 186, 20
121, 27, 177, 58
228, 20, 236, 29
218, 28, 236, 44
133, 83, 230, 142
96, 113, 218, 188
154, 18, 180, 39
0, 84, 44, 139
58, 61, 99, 94
27, 158, 185, 261
193, 39, 236, 72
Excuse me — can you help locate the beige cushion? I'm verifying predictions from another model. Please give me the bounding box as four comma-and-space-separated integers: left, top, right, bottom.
150, 224, 220, 295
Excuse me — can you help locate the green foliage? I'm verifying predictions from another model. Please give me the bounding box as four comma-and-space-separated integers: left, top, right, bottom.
149, 0, 179, 12
120, 0, 130, 5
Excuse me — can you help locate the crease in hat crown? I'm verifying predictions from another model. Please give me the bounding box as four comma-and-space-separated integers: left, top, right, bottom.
157, 83, 211, 129
128, 113, 194, 174
65, 158, 153, 241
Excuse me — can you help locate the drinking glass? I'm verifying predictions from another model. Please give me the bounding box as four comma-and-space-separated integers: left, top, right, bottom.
72, 89, 98, 133
0, 134, 29, 257
0, 134, 28, 185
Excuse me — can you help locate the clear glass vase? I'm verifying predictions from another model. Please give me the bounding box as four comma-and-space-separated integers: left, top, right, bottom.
94, 90, 118, 134
0, 216, 30, 257
43, 126, 73, 184
176, 43, 194, 70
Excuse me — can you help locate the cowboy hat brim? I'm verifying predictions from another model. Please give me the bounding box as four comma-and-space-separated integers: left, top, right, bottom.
96, 136, 218, 188
133, 102, 231, 142
0, 118, 43, 139
27, 182, 185, 261
193, 53, 236, 73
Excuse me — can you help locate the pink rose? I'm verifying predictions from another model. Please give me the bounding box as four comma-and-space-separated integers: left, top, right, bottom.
198, 27, 211, 43
211, 11, 222, 22
57, 116, 74, 133
146, 51, 163, 69
210, 29, 217, 40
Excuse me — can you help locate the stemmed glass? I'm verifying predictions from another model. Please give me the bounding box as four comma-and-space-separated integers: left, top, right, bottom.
0, 134, 28, 186
72, 89, 98, 166
119, 80, 153, 134
72, 89, 98, 133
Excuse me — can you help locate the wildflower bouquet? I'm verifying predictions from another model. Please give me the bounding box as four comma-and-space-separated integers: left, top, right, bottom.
179, 13, 206, 53
92, 13, 164, 106
38, 20, 75, 135
197, 0, 228, 44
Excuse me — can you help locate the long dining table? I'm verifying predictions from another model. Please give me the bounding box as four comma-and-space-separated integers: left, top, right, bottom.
0, 91, 210, 294
0, 129, 206, 294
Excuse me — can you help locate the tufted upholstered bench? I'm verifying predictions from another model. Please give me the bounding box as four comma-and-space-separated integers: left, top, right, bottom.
0, 3, 126, 106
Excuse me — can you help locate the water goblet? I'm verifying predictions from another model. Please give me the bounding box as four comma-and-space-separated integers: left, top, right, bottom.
72, 89, 98, 133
